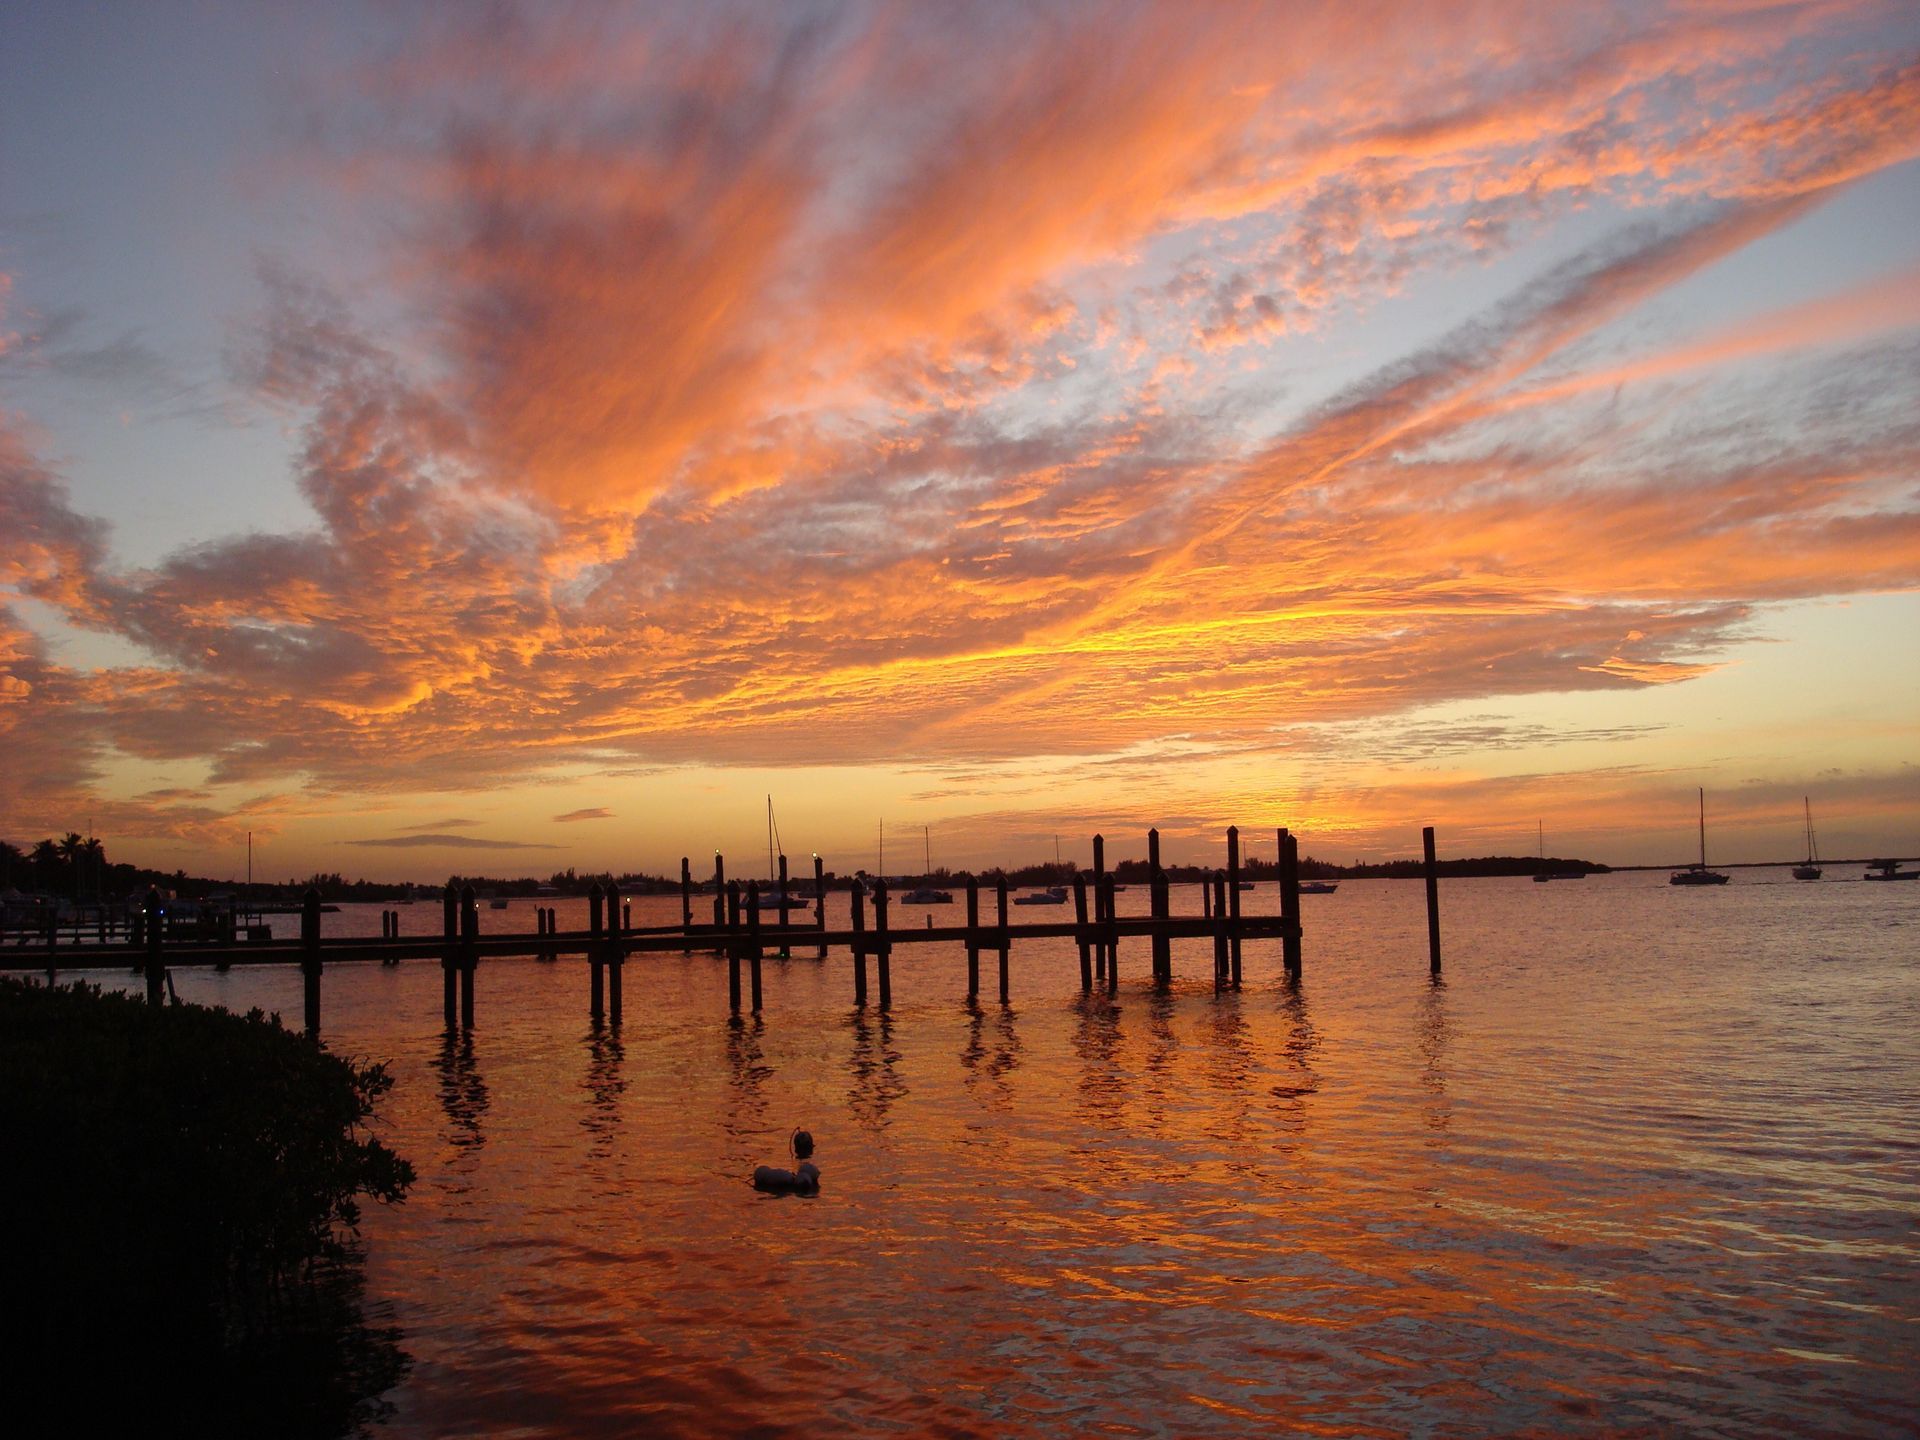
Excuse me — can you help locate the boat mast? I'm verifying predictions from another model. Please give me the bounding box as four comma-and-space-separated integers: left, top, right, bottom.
923, 825, 932, 880
767, 796, 775, 886
1698, 787, 1706, 868
1804, 796, 1817, 864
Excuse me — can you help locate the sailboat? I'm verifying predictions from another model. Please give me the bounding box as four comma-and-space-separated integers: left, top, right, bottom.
901, 826, 953, 904
1670, 788, 1731, 885
751, 796, 816, 912
1792, 797, 1822, 880
1533, 821, 1584, 881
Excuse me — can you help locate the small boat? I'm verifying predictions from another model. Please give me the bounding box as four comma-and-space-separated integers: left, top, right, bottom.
1671, 788, 1730, 886
1012, 886, 1069, 906
1533, 821, 1584, 881
1792, 797, 1822, 880
1235, 880, 1255, 891
489, 896, 510, 909
901, 826, 954, 904
1863, 859, 1918, 882
751, 889, 816, 911
757, 798, 817, 910
1298, 880, 1338, 895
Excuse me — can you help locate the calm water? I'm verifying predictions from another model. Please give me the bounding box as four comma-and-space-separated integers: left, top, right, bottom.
76, 874, 1919, 1435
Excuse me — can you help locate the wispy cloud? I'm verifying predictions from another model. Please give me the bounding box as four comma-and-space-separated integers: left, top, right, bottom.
344, 834, 564, 850
553, 808, 613, 823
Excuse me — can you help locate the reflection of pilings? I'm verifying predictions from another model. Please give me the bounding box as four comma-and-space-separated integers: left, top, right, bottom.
1070, 991, 1126, 1128
1418, 975, 1452, 1135
846, 1008, 905, 1130
582, 1026, 626, 1158
434, 1028, 489, 1149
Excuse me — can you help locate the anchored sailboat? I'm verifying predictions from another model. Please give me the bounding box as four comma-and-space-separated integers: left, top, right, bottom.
1792, 797, 1822, 880
1532, 821, 1584, 881
751, 796, 816, 911
1670, 788, 1730, 886
901, 826, 953, 904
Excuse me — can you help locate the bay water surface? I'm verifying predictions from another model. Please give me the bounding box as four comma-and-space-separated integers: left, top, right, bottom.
79, 872, 1920, 1435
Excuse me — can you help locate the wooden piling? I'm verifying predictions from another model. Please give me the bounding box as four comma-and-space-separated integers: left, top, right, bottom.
459, 884, 478, 1028
1148, 828, 1170, 982
997, 877, 1010, 1003
1074, 874, 1092, 991
873, 879, 892, 1011
301, 886, 322, 1038
726, 882, 742, 1016
1279, 827, 1302, 976
588, 881, 605, 1022
713, 853, 727, 933
850, 882, 869, 1006
814, 854, 827, 959
777, 854, 791, 957
1423, 825, 1442, 976
1101, 874, 1119, 989
144, 888, 164, 1007
1092, 834, 1108, 981
1226, 825, 1243, 985
966, 876, 980, 999
681, 857, 693, 953
1211, 873, 1229, 986
746, 881, 765, 1014
607, 882, 624, 1025
442, 884, 458, 1027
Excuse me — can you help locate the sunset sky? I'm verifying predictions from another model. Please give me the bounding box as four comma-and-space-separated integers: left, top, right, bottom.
3, 1, 1918, 881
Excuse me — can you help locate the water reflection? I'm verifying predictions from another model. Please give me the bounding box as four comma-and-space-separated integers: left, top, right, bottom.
959, 999, 1020, 1112
434, 1029, 489, 1152
846, 1007, 906, 1131
1139, 987, 1178, 1130
1070, 993, 1128, 1130
1200, 990, 1255, 1155
1271, 981, 1322, 1111
581, 1024, 626, 1159
1417, 976, 1453, 1139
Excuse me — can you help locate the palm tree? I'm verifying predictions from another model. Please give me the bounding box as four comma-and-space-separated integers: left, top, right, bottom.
29, 838, 62, 894
58, 833, 85, 899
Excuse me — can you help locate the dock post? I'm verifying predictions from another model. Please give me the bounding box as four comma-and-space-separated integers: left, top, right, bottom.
301, 887, 322, 1038
873, 880, 892, 1011
966, 877, 980, 999
143, 888, 164, 1006
726, 882, 742, 1016
1423, 826, 1442, 976
1102, 874, 1119, 989
1211, 873, 1229, 987
1098, 829, 1113, 990
588, 882, 605, 1022
996, 877, 1010, 1003
681, 857, 693, 953
777, 854, 791, 957
851, 883, 869, 1005
746, 881, 765, 1014
1279, 827, 1302, 977
442, 884, 458, 1027
1074, 874, 1092, 991
713, 853, 727, 935
606, 882, 624, 1026
1148, 828, 1170, 982
459, 884, 478, 1028
814, 854, 827, 958
1226, 825, 1243, 986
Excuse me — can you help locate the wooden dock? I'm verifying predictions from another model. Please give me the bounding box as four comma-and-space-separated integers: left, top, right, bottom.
4, 825, 1452, 1040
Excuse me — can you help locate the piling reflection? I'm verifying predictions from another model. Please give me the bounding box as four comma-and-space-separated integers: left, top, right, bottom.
434, 1029, 489, 1152
959, 998, 1020, 1113
1269, 980, 1322, 1156
1139, 987, 1178, 1130
1070, 992, 1128, 1130
846, 1007, 905, 1131
581, 1024, 627, 1159
1418, 976, 1453, 1139
1200, 990, 1255, 1155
